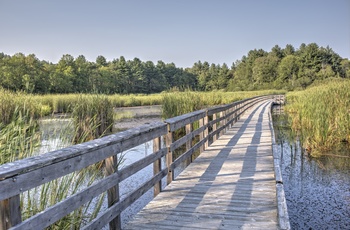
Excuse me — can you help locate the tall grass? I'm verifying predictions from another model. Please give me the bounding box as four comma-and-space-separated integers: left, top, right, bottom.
0, 109, 41, 164
161, 89, 286, 119
285, 79, 350, 156
162, 90, 204, 119
108, 93, 163, 107
0, 91, 117, 229
0, 89, 50, 125
72, 94, 114, 143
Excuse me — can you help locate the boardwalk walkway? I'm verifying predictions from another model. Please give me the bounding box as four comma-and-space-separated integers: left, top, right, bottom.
125, 100, 278, 229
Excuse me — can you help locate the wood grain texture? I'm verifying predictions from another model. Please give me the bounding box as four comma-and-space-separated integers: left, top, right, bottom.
125, 100, 279, 230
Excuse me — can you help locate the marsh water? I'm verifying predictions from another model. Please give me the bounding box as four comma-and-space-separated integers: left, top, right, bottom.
272, 107, 350, 229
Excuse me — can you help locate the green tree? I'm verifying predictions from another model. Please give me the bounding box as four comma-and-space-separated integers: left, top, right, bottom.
276, 55, 299, 89
252, 55, 279, 86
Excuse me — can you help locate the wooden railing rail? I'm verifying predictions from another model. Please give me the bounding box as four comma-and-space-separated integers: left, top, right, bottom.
0, 94, 284, 230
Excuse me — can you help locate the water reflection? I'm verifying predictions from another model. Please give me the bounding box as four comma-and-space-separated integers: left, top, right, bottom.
273, 107, 350, 229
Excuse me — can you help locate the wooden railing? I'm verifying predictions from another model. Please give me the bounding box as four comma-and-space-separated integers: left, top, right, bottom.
0, 95, 284, 230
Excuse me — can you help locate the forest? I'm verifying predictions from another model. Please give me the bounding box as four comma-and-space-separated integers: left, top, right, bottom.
0, 42, 349, 94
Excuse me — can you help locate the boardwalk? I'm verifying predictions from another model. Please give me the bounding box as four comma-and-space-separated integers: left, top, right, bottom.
125, 101, 278, 229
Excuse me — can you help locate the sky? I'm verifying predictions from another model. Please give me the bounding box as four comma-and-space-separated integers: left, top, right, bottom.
0, 0, 349, 68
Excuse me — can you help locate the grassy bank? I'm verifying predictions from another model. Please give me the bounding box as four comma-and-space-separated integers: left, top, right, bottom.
286, 79, 350, 156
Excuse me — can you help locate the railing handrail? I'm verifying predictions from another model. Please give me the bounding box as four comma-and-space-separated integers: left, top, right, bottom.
0, 94, 285, 230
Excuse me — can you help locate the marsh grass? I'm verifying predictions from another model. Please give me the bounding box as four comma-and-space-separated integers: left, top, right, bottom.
72, 94, 114, 143
114, 111, 134, 121
108, 94, 163, 107
0, 109, 40, 164
161, 89, 286, 119
21, 169, 106, 229
285, 79, 350, 156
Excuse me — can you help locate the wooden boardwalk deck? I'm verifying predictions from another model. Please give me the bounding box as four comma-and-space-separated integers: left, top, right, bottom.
125, 101, 278, 229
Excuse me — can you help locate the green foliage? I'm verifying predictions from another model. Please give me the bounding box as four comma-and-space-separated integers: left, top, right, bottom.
285, 79, 350, 156
0, 43, 347, 96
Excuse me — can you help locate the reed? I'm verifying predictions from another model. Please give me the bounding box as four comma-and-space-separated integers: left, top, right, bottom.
72, 94, 114, 143
285, 79, 350, 156
0, 109, 41, 164
108, 93, 163, 107
161, 90, 203, 119
0, 89, 49, 124
161, 89, 286, 119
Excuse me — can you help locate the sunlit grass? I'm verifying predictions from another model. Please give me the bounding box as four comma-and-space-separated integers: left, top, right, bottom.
161, 89, 286, 119
285, 79, 350, 156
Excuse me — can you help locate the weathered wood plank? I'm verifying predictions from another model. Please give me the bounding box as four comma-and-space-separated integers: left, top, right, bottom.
0, 196, 21, 229
170, 124, 207, 152
104, 155, 121, 230
165, 110, 206, 132
118, 148, 167, 182
0, 122, 167, 200
153, 137, 162, 197
11, 170, 120, 230
0, 122, 167, 181
82, 168, 168, 230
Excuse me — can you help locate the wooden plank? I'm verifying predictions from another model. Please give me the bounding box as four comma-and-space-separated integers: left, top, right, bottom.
171, 137, 208, 170
165, 110, 206, 132
0, 122, 167, 181
118, 148, 167, 182
153, 137, 162, 197
166, 126, 173, 184
0, 196, 21, 229
170, 125, 206, 152
104, 155, 121, 230
11, 170, 120, 230
0, 122, 167, 200
82, 168, 168, 230
212, 113, 217, 142
185, 123, 192, 166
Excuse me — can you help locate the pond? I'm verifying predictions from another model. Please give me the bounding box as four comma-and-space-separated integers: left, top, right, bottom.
272, 106, 350, 229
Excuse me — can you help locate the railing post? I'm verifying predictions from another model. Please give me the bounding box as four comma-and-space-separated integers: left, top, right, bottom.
199, 118, 204, 153
185, 123, 192, 165
104, 155, 121, 230
203, 113, 209, 150
212, 113, 217, 142
219, 111, 226, 137
0, 195, 21, 230
166, 124, 173, 185
234, 104, 238, 123
153, 137, 162, 197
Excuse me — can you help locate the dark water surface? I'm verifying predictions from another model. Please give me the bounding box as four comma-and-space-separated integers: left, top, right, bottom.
273, 110, 350, 230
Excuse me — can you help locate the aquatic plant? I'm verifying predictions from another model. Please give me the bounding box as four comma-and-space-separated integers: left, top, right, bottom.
285, 79, 350, 156
72, 94, 114, 143
107, 93, 163, 107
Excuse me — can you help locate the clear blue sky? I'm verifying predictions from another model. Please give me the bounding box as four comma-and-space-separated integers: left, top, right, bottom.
0, 0, 349, 68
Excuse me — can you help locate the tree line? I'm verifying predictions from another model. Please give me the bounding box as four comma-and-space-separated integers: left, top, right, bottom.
1, 43, 349, 94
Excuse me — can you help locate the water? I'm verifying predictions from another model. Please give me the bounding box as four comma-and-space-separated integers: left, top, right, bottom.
273, 108, 350, 229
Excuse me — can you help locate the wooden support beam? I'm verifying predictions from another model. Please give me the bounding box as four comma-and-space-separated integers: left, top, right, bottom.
153, 137, 162, 197
104, 155, 121, 230
0, 195, 21, 230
